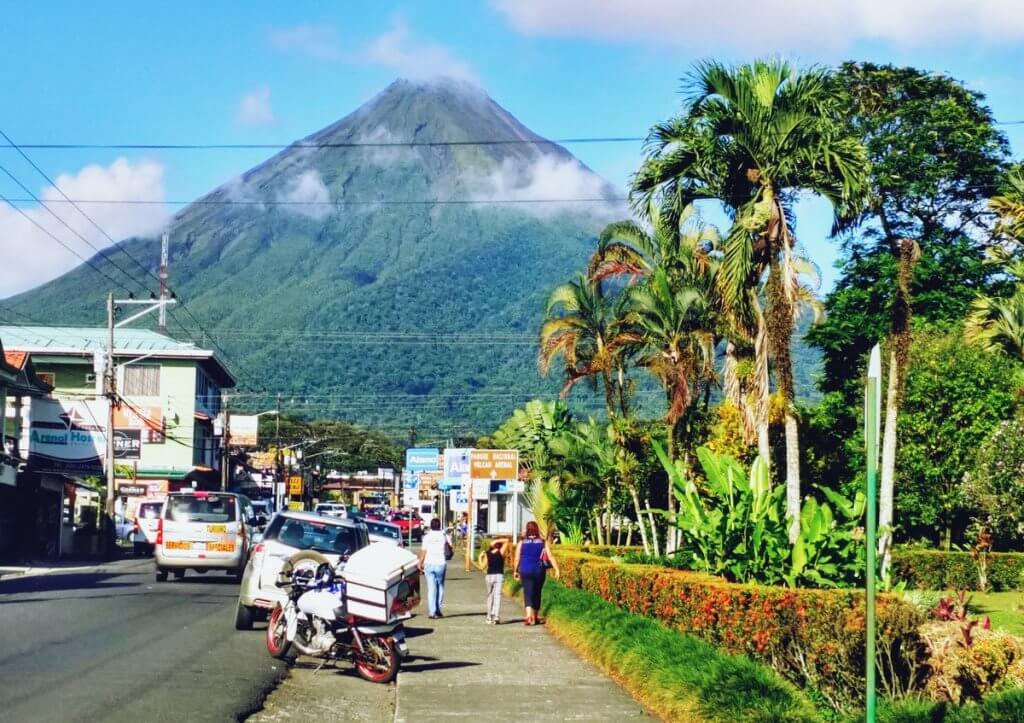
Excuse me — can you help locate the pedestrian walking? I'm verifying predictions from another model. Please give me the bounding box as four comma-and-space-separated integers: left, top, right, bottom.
418, 518, 453, 619
477, 537, 510, 624
513, 521, 560, 626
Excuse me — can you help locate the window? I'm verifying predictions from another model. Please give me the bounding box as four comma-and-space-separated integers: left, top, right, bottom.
496, 496, 507, 523
37, 372, 56, 387
123, 365, 160, 396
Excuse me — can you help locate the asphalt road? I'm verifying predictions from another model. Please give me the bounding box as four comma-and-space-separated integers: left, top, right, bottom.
0, 558, 286, 722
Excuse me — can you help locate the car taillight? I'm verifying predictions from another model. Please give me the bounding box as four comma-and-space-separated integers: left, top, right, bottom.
252, 542, 264, 554
155, 518, 163, 546
132, 517, 140, 534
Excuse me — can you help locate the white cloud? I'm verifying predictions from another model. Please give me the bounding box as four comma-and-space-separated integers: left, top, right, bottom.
0, 158, 168, 298
277, 169, 332, 220
360, 17, 477, 82
467, 153, 624, 219
268, 23, 343, 61
492, 0, 1024, 49
235, 86, 275, 127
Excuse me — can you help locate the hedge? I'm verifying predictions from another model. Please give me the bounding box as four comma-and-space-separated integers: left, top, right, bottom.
891, 549, 1024, 592
554, 550, 926, 711
537, 578, 820, 722
874, 688, 1024, 722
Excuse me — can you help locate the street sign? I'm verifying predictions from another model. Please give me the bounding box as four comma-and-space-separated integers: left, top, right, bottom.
470, 449, 519, 480
113, 429, 142, 460
405, 448, 440, 472
229, 415, 259, 447
505, 479, 525, 494
441, 448, 471, 491
450, 490, 469, 513
403, 472, 420, 505
288, 475, 303, 497
471, 479, 490, 498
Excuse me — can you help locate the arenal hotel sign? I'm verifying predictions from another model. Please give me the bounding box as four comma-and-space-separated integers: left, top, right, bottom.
28, 398, 109, 475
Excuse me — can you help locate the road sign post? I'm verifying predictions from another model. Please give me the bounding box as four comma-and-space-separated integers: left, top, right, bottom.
865, 344, 882, 723
468, 450, 519, 566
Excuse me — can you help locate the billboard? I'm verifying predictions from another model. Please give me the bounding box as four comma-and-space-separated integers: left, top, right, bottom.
229, 415, 259, 447
28, 398, 108, 475
405, 448, 440, 472
441, 448, 471, 491
113, 429, 142, 460
114, 404, 164, 443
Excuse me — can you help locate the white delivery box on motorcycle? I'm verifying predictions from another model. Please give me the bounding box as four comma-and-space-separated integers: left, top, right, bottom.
342, 543, 420, 622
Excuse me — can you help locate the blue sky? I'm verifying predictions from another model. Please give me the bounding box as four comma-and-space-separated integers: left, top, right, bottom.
3, 1, 1024, 298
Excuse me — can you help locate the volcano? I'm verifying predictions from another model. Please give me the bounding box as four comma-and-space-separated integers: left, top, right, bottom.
5, 79, 623, 436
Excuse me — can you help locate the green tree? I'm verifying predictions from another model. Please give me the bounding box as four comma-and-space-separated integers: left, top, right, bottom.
896, 328, 1019, 549
962, 416, 1024, 547
635, 59, 869, 541
538, 274, 634, 417
817, 62, 1010, 573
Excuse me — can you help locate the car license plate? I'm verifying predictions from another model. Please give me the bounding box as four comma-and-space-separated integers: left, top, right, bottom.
206, 542, 235, 552
165, 541, 192, 551
207, 524, 227, 534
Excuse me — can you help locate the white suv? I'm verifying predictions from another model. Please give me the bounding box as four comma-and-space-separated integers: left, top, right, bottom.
234, 511, 369, 630
154, 491, 256, 582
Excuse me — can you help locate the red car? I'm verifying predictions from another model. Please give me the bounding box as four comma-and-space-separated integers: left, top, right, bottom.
388, 510, 422, 541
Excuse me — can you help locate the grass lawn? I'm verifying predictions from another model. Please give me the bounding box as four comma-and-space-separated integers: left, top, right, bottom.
967, 590, 1024, 634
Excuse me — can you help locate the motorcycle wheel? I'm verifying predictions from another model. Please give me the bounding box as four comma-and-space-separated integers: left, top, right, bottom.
266, 606, 293, 659
354, 635, 400, 684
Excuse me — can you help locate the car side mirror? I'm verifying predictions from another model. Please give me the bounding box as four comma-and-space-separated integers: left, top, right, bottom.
256, 515, 268, 527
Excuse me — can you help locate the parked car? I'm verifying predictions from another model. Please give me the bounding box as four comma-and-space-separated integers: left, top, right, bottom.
314, 502, 348, 519
114, 514, 135, 544
133, 500, 164, 555
388, 510, 423, 541
154, 491, 257, 582
360, 517, 404, 547
234, 511, 370, 630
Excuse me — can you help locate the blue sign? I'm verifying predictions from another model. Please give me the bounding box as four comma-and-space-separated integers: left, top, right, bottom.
440, 448, 471, 491
405, 448, 440, 472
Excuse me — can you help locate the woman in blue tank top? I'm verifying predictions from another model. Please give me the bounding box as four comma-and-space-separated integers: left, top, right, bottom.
513, 521, 560, 625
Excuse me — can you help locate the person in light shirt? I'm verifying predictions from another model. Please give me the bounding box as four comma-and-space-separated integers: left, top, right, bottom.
417, 518, 452, 619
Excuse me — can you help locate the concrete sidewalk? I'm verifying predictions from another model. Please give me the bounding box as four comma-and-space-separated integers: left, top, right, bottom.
395, 565, 647, 722
252, 563, 648, 722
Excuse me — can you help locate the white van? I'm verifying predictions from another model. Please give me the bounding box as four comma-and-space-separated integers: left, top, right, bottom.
154, 491, 255, 581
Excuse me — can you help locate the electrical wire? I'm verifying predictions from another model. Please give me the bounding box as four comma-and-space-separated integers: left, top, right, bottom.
0, 196, 625, 207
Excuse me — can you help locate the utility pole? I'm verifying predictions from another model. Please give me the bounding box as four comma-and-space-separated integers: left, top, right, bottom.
158, 232, 169, 334
104, 292, 116, 556
275, 393, 282, 510
221, 395, 230, 491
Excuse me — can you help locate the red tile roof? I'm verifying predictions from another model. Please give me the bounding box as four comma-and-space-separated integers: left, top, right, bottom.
4, 350, 27, 370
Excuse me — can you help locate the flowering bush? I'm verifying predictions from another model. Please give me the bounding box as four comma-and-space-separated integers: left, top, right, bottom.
554, 550, 925, 710
891, 549, 1024, 591
919, 621, 1024, 704
962, 416, 1024, 544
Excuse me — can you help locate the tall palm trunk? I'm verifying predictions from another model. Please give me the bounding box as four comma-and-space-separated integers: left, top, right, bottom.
753, 318, 772, 469
765, 215, 801, 544
879, 239, 917, 578
629, 487, 651, 554
664, 418, 678, 553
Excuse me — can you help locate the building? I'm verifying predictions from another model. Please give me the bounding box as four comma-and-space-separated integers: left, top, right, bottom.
0, 340, 53, 562
0, 325, 235, 537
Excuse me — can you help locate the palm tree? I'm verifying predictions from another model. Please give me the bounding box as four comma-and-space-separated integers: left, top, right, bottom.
539, 274, 634, 418
634, 59, 869, 542
966, 289, 1024, 361
991, 164, 1024, 242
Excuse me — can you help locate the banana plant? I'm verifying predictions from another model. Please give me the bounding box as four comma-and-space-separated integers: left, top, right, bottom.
654, 443, 865, 588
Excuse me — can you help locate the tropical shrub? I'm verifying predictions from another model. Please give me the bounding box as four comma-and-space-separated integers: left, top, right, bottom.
654, 444, 866, 587
554, 550, 926, 711
919, 621, 1024, 704
962, 416, 1024, 547
891, 549, 1024, 592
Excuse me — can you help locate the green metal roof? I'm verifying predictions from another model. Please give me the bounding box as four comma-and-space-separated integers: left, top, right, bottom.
0, 325, 235, 387
0, 325, 201, 354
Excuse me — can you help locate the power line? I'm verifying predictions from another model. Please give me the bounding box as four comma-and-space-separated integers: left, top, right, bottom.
0, 128, 243, 377
0, 196, 625, 207
5, 119, 1024, 152
4, 137, 647, 151
0, 190, 136, 296
0, 163, 152, 296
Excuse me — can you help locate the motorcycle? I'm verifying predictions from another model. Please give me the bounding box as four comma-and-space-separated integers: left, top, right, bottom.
265, 551, 412, 684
